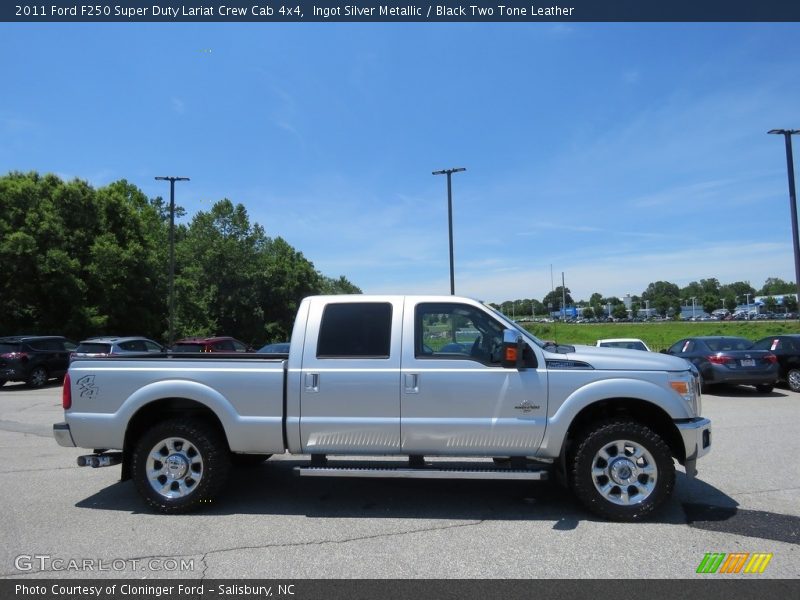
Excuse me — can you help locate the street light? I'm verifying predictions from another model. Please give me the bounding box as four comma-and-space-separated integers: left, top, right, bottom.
691, 297, 697, 320
768, 129, 800, 311
155, 175, 190, 347
432, 167, 466, 295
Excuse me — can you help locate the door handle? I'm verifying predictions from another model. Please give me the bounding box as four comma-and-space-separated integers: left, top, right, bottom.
305, 373, 319, 392
404, 373, 419, 394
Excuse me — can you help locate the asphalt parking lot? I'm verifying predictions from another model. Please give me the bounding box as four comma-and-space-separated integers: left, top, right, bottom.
0, 382, 797, 580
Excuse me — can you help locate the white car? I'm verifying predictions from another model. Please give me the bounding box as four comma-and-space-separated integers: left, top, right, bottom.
596, 338, 651, 352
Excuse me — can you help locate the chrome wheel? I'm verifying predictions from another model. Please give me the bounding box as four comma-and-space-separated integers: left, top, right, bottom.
27, 367, 48, 388
788, 369, 800, 393
146, 436, 204, 499
590, 439, 658, 506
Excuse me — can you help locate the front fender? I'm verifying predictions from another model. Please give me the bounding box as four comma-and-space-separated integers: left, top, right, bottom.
538, 376, 692, 457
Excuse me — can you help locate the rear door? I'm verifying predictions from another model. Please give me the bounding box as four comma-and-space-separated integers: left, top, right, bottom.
299, 298, 403, 454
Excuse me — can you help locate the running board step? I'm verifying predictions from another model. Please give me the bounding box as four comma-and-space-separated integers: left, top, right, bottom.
295, 466, 548, 481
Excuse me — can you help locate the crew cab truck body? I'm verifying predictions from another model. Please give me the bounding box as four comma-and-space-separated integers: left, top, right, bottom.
54, 295, 711, 521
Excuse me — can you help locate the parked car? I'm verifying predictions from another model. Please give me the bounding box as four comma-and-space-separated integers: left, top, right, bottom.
596, 338, 651, 352
752, 334, 800, 392
257, 342, 290, 354
0, 335, 76, 388
172, 336, 251, 353
664, 336, 778, 393
71, 337, 166, 360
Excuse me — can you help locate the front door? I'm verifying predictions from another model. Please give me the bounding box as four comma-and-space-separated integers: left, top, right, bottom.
401, 301, 548, 456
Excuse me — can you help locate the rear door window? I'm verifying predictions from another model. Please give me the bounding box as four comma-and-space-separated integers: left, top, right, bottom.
317, 302, 392, 358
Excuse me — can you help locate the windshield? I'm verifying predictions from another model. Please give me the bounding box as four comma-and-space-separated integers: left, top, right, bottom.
485, 304, 546, 347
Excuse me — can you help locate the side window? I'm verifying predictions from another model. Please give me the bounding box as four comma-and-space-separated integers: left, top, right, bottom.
213, 340, 235, 351
415, 303, 504, 366
317, 302, 392, 359
232, 340, 247, 352
144, 341, 163, 352
120, 340, 147, 351
668, 340, 688, 354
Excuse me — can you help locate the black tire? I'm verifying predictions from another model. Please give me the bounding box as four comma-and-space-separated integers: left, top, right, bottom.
570, 420, 675, 521
26, 366, 48, 388
755, 384, 774, 393
787, 369, 800, 393
131, 418, 231, 514
231, 453, 272, 467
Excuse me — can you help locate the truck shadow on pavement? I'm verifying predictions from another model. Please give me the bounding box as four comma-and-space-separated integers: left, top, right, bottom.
74, 459, 799, 543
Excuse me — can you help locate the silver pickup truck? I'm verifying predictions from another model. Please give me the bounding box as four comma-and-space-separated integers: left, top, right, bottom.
54, 295, 711, 521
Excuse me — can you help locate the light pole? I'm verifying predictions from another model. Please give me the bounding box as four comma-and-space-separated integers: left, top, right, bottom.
691, 297, 697, 320
746, 293, 752, 320
768, 129, 800, 310
155, 175, 190, 347
432, 167, 466, 295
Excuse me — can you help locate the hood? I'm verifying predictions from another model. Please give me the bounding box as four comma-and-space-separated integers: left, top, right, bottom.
546, 344, 691, 372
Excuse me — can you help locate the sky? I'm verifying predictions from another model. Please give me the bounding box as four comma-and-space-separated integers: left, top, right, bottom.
2, 22, 800, 304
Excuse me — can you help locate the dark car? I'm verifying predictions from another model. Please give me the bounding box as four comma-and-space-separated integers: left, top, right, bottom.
171, 336, 251, 353
257, 342, 290, 354
664, 336, 778, 393
72, 336, 166, 360
753, 334, 800, 392
0, 335, 76, 388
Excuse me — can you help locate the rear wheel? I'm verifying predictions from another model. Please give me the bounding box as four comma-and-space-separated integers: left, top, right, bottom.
132, 418, 230, 513
570, 420, 675, 521
787, 369, 800, 393
26, 367, 48, 388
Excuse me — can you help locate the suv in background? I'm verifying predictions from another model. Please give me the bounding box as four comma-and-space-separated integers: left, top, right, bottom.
0, 335, 76, 388
171, 336, 251, 353
71, 337, 165, 360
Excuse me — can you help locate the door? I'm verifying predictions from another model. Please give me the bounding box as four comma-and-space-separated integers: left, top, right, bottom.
299, 299, 403, 454
401, 300, 548, 456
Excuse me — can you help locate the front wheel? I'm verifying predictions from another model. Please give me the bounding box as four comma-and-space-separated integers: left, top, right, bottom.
570, 420, 675, 521
131, 418, 231, 514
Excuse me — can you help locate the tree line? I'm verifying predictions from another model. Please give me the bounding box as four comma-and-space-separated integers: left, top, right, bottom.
493, 277, 798, 319
0, 171, 360, 345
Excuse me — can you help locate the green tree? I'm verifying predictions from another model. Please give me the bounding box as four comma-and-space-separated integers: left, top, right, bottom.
759, 277, 795, 296
642, 281, 681, 317
543, 287, 574, 311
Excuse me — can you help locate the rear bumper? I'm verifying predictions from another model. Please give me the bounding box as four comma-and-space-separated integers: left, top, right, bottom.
706, 364, 778, 385
53, 422, 76, 447
675, 417, 711, 477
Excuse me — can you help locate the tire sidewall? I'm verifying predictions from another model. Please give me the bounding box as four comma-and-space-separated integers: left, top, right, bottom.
571, 420, 675, 521
131, 418, 230, 514
787, 368, 800, 393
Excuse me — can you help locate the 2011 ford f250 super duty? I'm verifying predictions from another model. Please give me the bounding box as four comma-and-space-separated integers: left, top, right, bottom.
54, 295, 711, 521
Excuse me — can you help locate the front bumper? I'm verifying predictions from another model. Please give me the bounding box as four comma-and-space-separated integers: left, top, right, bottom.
53, 422, 76, 447
675, 417, 711, 477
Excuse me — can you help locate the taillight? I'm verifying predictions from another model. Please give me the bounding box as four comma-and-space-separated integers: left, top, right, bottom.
62, 373, 71, 410
1, 351, 29, 360
765, 353, 778, 364
707, 354, 734, 365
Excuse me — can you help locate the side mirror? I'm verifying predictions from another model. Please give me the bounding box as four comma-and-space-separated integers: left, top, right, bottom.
501, 329, 526, 370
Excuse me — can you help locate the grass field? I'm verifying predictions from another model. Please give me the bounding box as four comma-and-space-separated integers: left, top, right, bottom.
522, 320, 800, 352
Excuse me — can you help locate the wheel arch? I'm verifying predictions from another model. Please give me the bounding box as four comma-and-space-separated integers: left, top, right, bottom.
120, 398, 229, 481
560, 397, 686, 470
